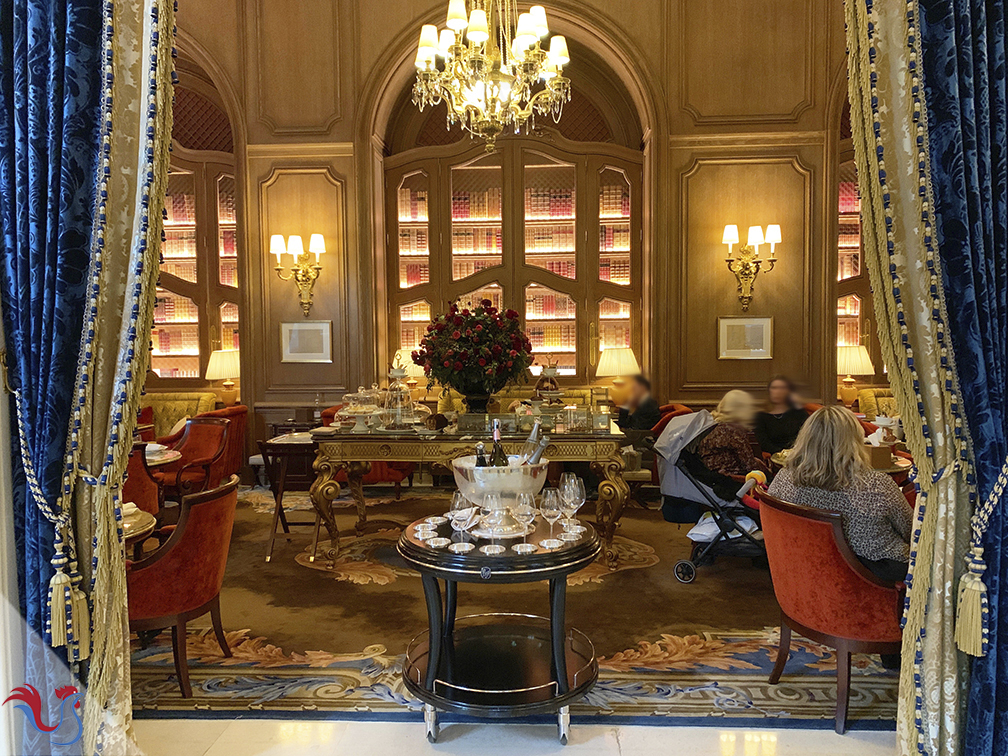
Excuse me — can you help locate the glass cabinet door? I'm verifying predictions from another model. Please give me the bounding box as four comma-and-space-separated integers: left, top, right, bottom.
161, 170, 198, 284
151, 289, 201, 378
399, 300, 432, 352
526, 284, 577, 375
598, 297, 632, 351
837, 294, 861, 347
524, 153, 576, 280
598, 167, 631, 286
837, 162, 861, 282
451, 154, 503, 282
217, 174, 238, 288
219, 301, 239, 351
459, 282, 504, 311
397, 170, 432, 289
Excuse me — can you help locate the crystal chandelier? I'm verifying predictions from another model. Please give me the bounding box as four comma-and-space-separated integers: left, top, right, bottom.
413, 0, 571, 152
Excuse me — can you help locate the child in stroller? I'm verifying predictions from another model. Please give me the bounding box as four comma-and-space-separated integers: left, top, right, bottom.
654, 410, 766, 583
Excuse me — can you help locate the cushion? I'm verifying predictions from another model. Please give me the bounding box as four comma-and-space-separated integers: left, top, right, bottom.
169, 415, 190, 438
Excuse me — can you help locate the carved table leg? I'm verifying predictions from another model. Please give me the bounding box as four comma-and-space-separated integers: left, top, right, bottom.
347, 461, 372, 536
310, 451, 346, 565
591, 456, 630, 570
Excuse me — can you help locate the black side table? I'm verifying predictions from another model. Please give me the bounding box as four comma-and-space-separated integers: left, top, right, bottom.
397, 518, 600, 744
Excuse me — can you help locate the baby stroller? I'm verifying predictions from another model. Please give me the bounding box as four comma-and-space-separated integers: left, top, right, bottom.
654, 410, 766, 584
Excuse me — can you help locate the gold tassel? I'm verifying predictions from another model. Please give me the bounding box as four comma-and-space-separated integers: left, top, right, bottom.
72, 586, 91, 660
955, 545, 987, 656
47, 571, 72, 649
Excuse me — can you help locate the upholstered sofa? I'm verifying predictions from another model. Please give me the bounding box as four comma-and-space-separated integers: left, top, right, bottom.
139, 391, 217, 439
435, 385, 594, 414
857, 388, 898, 421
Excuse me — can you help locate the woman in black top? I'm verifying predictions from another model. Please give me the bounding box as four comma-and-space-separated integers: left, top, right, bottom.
754, 375, 808, 454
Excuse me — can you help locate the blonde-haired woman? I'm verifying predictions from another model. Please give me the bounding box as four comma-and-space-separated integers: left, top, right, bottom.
767, 404, 912, 583
698, 390, 769, 478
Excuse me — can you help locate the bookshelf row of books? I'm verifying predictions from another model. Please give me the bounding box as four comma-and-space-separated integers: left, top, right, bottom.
221, 302, 239, 323
531, 259, 576, 279
451, 227, 502, 255
837, 295, 860, 317
160, 260, 196, 283
599, 224, 631, 252
838, 252, 861, 281
220, 325, 240, 350
452, 188, 501, 221
217, 188, 236, 225
452, 258, 497, 280
524, 186, 575, 220
600, 323, 631, 350
599, 256, 631, 285
219, 228, 237, 257
599, 299, 631, 319
166, 192, 196, 225
837, 319, 860, 347
400, 261, 430, 288
151, 358, 201, 379
162, 229, 197, 260
399, 228, 430, 257
599, 184, 630, 218
154, 294, 200, 323
400, 324, 427, 351
398, 187, 429, 222
526, 292, 575, 319
151, 326, 199, 355
525, 225, 574, 253
219, 260, 238, 287
528, 322, 576, 352
399, 302, 431, 322
527, 322, 577, 352
838, 183, 860, 215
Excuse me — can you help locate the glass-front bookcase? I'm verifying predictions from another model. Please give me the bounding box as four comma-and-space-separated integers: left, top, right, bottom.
385, 137, 643, 383
150, 152, 241, 385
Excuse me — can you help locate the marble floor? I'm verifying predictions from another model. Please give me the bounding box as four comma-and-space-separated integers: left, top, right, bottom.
132, 718, 896, 756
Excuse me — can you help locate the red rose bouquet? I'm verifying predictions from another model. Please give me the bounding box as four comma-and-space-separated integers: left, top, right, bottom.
412, 299, 533, 409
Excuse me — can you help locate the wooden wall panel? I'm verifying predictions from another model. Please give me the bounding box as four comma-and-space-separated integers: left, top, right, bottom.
252, 0, 342, 135
679, 0, 813, 125
256, 165, 351, 397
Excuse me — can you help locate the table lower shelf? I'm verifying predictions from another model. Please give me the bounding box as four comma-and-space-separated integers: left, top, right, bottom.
403, 613, 597, 717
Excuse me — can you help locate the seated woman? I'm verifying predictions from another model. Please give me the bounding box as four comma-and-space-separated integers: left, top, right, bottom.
767, 404, 912, 583
754, 375, 807, 454
699, 390, 769, 478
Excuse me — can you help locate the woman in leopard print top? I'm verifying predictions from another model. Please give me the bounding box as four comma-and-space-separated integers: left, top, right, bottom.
766, 405, 912, 583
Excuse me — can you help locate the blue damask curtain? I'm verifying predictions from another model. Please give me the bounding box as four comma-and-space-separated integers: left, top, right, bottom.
0, 1, 103, 753
917, 0, 1008, 753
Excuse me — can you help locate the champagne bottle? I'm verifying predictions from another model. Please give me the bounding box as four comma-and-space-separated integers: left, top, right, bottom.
517, 418, 542, 464
475, 442, 488, 467
524, 436, 550, 465
489, 419, 510, 467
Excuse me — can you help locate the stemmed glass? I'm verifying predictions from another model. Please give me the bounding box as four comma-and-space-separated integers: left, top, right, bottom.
448, 491, 476, 553
560, 476, 587, 535
539, 488, 563, 550
513, 492, 537, 554
480, 493, 505, 555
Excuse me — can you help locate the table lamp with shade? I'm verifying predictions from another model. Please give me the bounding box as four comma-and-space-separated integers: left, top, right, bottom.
394, 348, 427, 398
206, 349, 241, 406
837, 344, 875, 407
595, 346, 640, 407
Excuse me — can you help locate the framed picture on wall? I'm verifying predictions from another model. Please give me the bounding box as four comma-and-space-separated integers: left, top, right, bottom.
280, 321, 332, 363
718, 317, 773, 360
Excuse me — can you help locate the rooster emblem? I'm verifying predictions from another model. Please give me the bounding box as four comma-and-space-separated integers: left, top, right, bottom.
3, 684, 83, 746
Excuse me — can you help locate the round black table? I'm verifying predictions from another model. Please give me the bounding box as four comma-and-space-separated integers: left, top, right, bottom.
397, 516, 600, 744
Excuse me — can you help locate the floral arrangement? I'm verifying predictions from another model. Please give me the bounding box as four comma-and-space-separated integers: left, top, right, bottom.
412, 299, 534, 400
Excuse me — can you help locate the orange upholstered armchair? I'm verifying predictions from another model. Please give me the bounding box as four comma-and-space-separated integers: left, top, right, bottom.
127, 476, 239, 697
159, 405, 248, 484
123, 442, 161, 517
320, 405, 415, 496
154, 417, 230, 501
755, 488, 903, 733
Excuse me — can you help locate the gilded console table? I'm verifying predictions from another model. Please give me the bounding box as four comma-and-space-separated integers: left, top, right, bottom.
308, 426, 630, 568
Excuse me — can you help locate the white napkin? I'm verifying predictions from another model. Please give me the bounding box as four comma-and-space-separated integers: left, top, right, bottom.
866, 427, 885, 447
145, 443, 167, 455
121, 501, 139, 517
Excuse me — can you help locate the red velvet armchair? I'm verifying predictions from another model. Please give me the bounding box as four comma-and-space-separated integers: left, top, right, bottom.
123, 442, 161, 517
127, 476, 239, 698
320, 405, 415, 496
159, 405, 248, 484
755, 488, 903, 733
153, 418, 230, 501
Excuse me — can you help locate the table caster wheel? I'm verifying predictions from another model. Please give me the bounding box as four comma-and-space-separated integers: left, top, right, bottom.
424, 704, 439, 743
674, 559, 696, 584
557, 705, 570, 745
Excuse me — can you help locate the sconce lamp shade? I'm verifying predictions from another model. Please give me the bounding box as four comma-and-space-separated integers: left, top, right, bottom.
309, 233, 326, 255
549, 35, 569, 65
206, 349, 241, 381
764, 224, 782, 245
467, 9, 489, 42
394, 349, 426, 378
721, 225, 739, 245
837, 345, 875, 376
286, 235, 304, 259
270, 234, 286, 260
595, 347, 641, 379
747, 225, 764, 247
446, 0, 468, 31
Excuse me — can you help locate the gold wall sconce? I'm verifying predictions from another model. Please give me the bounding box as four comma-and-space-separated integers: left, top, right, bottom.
271, 233, 325, 317
722, 224, 780, 311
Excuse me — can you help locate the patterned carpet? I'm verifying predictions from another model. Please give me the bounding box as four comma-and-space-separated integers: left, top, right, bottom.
130, 486, 898, 727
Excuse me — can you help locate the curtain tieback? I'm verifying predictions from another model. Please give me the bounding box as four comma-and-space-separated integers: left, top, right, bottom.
956, 454, 1008, 656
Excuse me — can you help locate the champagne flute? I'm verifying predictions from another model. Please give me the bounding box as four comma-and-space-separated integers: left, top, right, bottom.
540, 488, 562, 547
513, 492, 537, 554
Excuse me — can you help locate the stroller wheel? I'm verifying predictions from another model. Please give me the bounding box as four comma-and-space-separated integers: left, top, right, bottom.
674, 560, 696, 584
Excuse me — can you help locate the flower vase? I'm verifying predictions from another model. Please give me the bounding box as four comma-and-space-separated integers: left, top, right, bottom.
463, 394, 491, 414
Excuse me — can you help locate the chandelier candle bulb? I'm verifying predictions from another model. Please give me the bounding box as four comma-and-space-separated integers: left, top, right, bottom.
309, 233, 326, 264
446, 0, 468, 30
746, 225, 764, 253
764, 224, 781, 259
467, 9, 489, 43
515, 13, 537, 48
438, 29, 456, 56
549, 35, 569, 65
722, 224, 739, 258
269, 234, 286, 266
419, 24, 440, 56
530, 5, 549, 37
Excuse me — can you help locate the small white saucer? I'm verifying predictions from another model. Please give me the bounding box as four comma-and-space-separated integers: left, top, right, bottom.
427, 537, 451, 549
448, 542, 475, 554
539, 538, 563, 550
480, 544, 506, 556
512, 542, 537, 554
425, 516, 448, 526
559, 532, 580, 543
